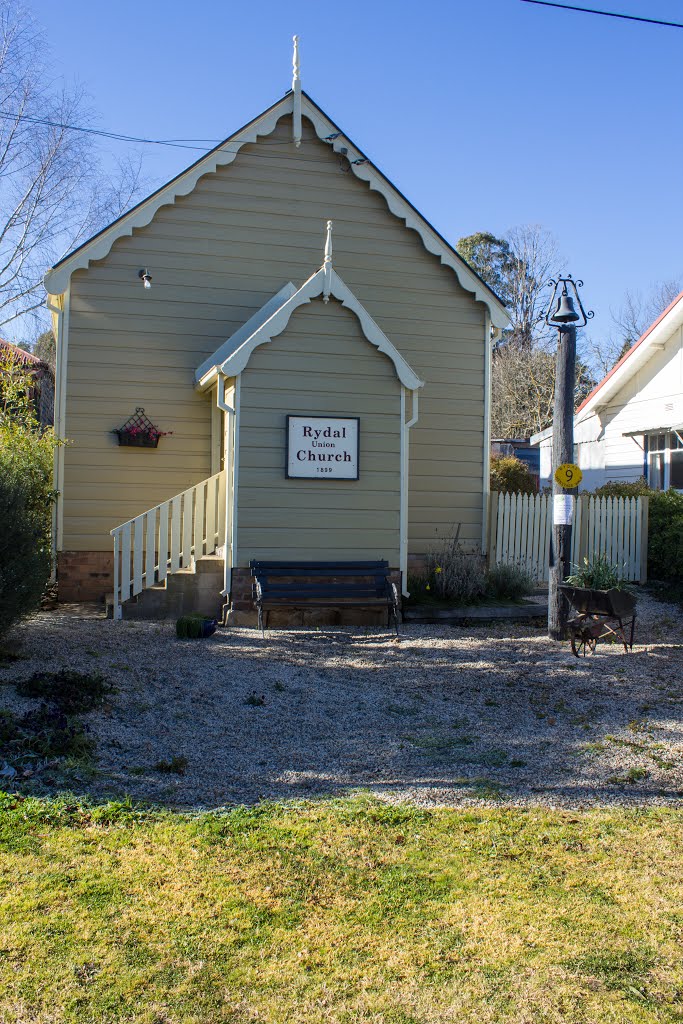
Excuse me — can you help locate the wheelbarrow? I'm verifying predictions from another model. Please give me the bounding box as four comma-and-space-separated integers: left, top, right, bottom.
559, 584, 637, 657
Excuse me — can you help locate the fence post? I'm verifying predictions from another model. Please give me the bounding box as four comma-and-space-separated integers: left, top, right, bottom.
488, 491, 499, 569
578, 494, 589, 566
639, 496, 649, 583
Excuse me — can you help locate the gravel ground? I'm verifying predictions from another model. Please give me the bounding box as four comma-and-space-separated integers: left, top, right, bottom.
2, 591, 682, 809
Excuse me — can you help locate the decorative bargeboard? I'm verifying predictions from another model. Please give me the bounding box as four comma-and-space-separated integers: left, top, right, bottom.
286, 416, 359, 479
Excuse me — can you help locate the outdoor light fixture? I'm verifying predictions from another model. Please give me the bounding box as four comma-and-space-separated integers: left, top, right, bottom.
545, 274, 592, 328
138, 268, 152, 290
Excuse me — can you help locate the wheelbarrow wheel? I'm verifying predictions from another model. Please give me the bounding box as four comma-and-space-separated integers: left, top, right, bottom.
571, 632, 597, 657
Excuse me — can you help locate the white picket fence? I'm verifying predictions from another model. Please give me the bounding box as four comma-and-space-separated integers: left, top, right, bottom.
110, 471, 226, 619
488, 491, 649, 583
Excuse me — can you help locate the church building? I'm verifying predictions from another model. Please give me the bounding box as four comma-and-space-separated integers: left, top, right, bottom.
44, 41, 508, 622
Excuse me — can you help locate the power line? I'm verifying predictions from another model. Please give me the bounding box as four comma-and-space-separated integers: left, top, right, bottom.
0, 110, 217, 151
0, 110, 311, 152
520, 0, 683, 27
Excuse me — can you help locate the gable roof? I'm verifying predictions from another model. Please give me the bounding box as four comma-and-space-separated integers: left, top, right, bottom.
0, 338, 41, 365
194, 282, 297, 384
530, 289, 683, 446
0, 338, 52, 376
44, 91, 509, 329
576, 290, 683, 417
195, 260, 424, 391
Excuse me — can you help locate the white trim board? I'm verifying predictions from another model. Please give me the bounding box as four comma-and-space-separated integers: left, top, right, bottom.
44, 92, 508, 329
206, 264, 424, 391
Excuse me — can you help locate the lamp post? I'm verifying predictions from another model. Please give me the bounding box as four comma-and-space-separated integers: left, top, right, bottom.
545, 275, 593, 640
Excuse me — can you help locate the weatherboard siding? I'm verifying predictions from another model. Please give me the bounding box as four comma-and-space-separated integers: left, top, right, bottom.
237, 300, 400, 564
62, 113, 486, 553
539, 324, 683, 490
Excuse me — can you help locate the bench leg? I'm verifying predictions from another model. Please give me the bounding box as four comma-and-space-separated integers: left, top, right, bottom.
390, 602, 400, 638
258, 605, 264, 640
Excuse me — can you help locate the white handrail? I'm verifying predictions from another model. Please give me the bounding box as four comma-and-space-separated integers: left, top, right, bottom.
110, 470, 226, 620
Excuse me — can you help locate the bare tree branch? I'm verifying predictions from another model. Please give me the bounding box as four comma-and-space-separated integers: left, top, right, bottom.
0, 2, 143, 332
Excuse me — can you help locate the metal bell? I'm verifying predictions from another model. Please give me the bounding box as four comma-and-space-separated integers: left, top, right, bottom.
552, 289, 580, 323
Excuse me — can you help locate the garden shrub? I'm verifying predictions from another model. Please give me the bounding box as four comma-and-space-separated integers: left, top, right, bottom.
592, 479, 683, 582
0, 465, 51, 637
486, 562, 535, 601
17, 704, 94, 760
410, 531, 535, 605
16, 670, 114, 714
423, 532, 488, 605
0, 704, 94, 767
647, 490, 683, 582
490, 455, 537, 495
594, 478, 651, 498
0, 351, 60, 636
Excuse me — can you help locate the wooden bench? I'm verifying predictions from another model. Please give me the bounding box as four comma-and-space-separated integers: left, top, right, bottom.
249, 560, 400, 637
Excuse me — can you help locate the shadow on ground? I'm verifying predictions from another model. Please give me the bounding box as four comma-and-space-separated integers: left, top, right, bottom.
2, 591, 682, 810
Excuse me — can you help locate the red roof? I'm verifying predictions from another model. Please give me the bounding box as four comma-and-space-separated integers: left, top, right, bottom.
577, 290, 683, 413
0, 338, 42, 365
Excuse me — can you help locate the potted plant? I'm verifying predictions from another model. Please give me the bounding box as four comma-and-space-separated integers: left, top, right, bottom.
561, 555, 637, 655
113, 408, 171, 448
563, 555, 635, 614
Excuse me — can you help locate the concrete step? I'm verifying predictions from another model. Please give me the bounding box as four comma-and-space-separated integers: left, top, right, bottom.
107, 556, 224, 620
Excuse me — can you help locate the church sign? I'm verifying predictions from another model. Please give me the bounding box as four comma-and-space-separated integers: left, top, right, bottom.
286, 416, 360, 479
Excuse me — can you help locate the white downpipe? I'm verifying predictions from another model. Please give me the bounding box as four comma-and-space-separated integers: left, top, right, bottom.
216, 374, 235, 597
482, 312, 493, 555
231, 375, 242, 585
400, 388, 419, 597
46, 287, 70, 573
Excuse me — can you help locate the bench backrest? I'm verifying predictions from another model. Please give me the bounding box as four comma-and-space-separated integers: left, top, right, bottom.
250, 560, 391, 599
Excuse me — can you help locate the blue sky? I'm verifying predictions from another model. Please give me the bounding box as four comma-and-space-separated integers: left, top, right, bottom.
29, 0, 683, 348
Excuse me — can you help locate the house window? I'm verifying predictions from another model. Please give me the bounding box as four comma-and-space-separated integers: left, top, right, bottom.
646, 431, 683, 490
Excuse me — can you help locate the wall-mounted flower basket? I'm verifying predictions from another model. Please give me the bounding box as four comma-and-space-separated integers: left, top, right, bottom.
112, 408, 171, 448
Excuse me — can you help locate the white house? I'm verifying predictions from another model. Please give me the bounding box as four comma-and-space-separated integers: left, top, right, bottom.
531, 291, 683, 492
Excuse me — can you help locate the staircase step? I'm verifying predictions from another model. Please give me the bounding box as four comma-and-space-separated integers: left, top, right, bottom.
111, 556, 225, 621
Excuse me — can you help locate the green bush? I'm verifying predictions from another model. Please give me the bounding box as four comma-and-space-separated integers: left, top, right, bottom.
592, 479, 683, 582
0, 465, 51, 636
423, 532, 488, 605
16, 670, 114, 714
409, 530, 535, 606
647, 490, 683, 582
594, 477, 651, 498
0, 703, 94, 766
490, 455, 537, 495
486, 562, 535, 601
0, 351, 60, 637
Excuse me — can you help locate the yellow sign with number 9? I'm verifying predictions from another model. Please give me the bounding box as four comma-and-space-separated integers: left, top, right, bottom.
554, 463, 583, 489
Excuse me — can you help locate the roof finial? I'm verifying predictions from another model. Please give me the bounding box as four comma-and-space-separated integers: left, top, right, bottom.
323, 220, 332, 302
292, 34, 300, 89
292, 35, 302, 148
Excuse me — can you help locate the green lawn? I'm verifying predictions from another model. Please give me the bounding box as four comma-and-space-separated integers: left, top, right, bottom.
2, 793, 683, 1023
